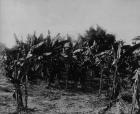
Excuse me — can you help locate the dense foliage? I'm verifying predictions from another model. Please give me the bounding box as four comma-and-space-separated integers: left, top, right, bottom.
2, 26, 140, 113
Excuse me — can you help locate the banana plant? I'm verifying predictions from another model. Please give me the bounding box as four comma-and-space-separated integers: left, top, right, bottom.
4, 47, 25, 112
3, 36, 35, 113
131, 68, 140, 114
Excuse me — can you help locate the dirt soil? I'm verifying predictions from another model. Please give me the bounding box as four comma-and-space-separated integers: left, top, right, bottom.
0, 75, 131, 114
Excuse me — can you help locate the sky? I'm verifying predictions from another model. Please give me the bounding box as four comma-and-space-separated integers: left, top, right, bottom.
0, 0, 140, 48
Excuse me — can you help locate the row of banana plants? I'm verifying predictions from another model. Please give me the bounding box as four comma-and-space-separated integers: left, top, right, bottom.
2, 26, 140, 113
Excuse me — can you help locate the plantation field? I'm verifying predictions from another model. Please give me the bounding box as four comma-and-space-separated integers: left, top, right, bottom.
0, 74, 131, 114
1, 26, 139, 113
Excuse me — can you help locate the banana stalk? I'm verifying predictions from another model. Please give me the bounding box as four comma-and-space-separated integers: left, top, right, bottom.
131, 68, 140, 114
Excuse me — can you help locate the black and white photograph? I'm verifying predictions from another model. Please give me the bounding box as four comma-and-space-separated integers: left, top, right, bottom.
0, 0, 140, 113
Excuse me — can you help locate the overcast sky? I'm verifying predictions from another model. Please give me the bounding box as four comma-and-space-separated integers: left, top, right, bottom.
0, 0, 140, 48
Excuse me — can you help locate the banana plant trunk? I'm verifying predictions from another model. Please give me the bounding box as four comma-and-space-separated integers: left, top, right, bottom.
131, 69, 140, 114
112, 62, 118, 99
65, 64, 69, 89
24, 75, 28, 110
99, 65, 104, 96
15, 84, 24, 112
14, 63, 24, 112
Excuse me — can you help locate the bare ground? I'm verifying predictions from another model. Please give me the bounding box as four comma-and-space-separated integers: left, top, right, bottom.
0, 75, 131, 114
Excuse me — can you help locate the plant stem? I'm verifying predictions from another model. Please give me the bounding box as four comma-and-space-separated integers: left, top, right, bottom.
25, 75, 28, 110
99, 65, 104, 96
